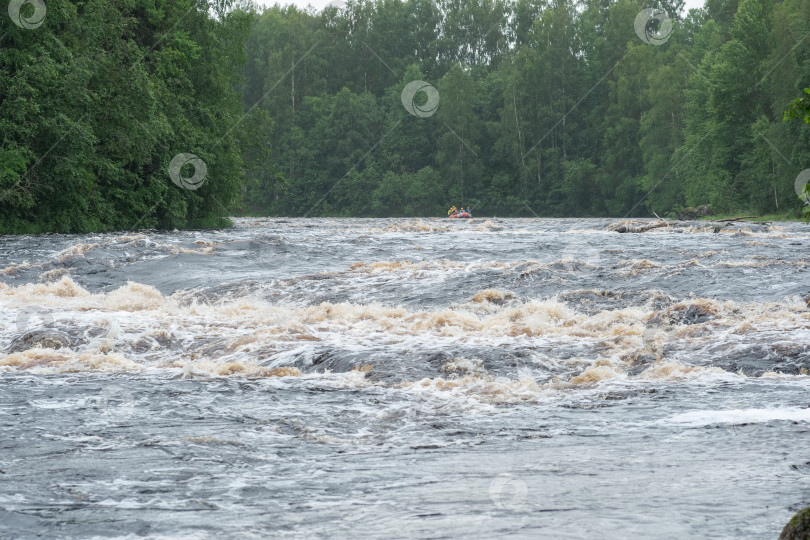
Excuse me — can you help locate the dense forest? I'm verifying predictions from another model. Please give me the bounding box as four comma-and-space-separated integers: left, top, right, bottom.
1, 0, 809, 232
0, 0, 255, 232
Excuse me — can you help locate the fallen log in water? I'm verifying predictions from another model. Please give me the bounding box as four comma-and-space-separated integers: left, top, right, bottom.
608, 220, 672, 233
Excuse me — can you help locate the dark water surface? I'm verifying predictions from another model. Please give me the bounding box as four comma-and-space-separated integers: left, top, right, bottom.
1, 217, 809, 539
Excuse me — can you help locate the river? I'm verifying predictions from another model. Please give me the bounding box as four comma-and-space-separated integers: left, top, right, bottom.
1, 217, 809, 539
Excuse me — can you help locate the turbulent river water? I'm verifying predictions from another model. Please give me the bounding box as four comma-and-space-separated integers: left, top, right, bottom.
1, 217, 809, 539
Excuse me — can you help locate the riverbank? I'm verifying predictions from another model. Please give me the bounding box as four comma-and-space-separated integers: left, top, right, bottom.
698, 210, 804, 222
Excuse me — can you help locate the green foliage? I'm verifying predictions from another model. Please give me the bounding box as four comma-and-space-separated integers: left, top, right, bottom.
785, 89, 810, 124
236, 0, 809, 219
804, 184, 810, 222
3, 0, 810, 229
0, 0, 254, 233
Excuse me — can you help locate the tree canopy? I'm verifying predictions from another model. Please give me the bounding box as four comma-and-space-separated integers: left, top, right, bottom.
2, 0, 809, 232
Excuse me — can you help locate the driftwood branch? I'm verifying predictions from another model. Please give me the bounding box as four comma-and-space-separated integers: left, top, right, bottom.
714, 216, 759, 223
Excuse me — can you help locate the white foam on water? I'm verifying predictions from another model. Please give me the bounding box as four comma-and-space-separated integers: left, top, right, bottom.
668, 407, 810, 427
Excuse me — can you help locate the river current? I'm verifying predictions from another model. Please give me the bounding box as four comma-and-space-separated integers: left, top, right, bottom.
1, 217, 809, 539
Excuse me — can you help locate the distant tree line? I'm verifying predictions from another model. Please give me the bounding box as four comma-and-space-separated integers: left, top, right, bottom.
1, 0, 809, 232
241, 0, 810, 219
